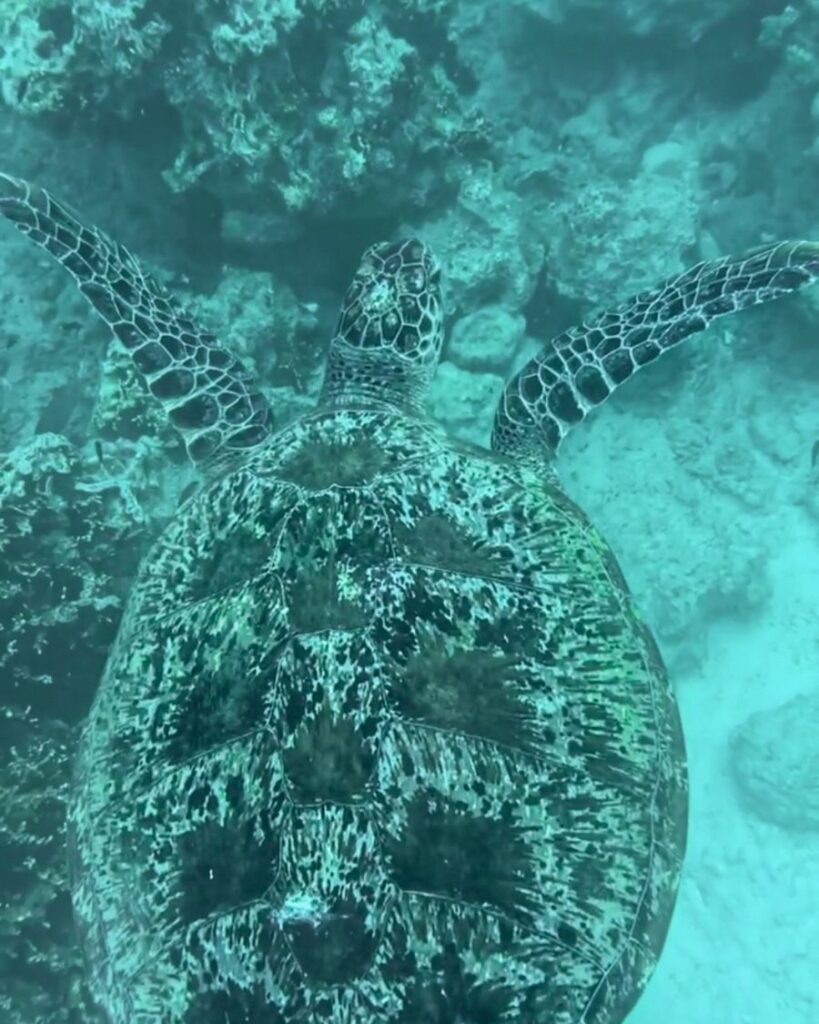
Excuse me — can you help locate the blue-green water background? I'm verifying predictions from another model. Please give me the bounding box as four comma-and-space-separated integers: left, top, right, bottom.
0, 2, 817, 1022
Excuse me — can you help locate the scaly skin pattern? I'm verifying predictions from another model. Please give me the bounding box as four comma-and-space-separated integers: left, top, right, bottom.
0, 173, 273, 465
320, 238, 444, 411
68, 407, 687, 1024
493, 241, 819, 458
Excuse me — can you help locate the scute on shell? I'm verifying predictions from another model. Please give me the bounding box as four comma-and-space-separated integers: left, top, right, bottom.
69, 406, 687, 1024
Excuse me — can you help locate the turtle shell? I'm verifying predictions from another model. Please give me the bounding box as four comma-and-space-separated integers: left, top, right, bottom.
68, 406, 687, 1024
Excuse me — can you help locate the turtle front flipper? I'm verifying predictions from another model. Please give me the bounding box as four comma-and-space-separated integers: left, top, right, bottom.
0, 173, 273, 465
492, 241, 819, 459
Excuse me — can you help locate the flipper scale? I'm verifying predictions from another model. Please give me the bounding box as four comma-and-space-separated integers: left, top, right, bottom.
493, 240, 819, 458
0, 173, 274, 465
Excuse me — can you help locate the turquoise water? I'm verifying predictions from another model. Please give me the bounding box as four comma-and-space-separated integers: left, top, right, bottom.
1, 2, 817, 1023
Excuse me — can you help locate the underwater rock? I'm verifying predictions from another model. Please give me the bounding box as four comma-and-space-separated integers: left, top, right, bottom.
447, 304, 527, 374
188, 267, 318, 403
421, 170, 545, 314
731, 690, 819, 832
426, 359, 502, 445
544, 142, 701, 307
760, 3, 819, 89
560, 405, 774, 677
0, 0, 169, 115
92, 342, 174, 448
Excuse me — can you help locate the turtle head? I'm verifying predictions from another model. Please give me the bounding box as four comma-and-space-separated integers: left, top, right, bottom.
319, 238, 444, 410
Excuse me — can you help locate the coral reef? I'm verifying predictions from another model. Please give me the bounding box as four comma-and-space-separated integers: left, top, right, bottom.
420, 168, 545, 315
187, 266, 321, 409
0, 1, 484, 222
0, 433, 143, 719
759, 1, 819, 93
0, 0, 169, 115
541, 139, 701, 307
0, 433, 155, 1022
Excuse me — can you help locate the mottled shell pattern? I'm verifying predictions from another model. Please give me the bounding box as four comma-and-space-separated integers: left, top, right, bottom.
69, 419, 686, 1022
59, 237, 687, 1023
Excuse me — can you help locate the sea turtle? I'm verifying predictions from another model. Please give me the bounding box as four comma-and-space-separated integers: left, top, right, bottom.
1, 171, 817, 1024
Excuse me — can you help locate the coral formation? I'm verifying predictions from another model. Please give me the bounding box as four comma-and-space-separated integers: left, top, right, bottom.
0, 433, 143, 721
427, 359, 502, 443
0, 1, 482, 220
447, 303, 528, 373
0, 433, 153, 1022
0, 0, 169, 115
